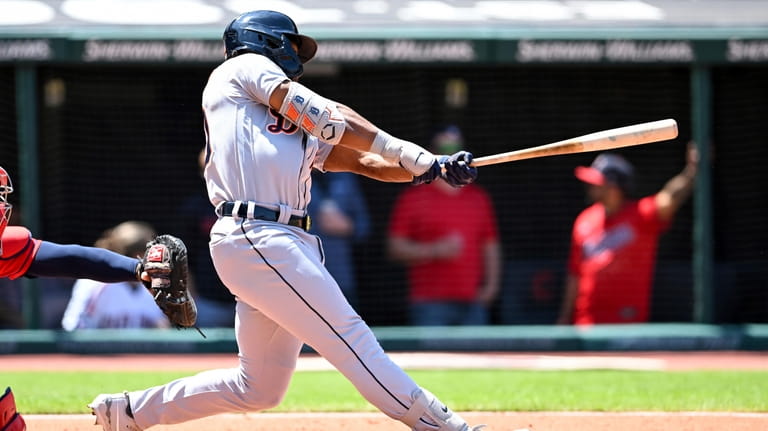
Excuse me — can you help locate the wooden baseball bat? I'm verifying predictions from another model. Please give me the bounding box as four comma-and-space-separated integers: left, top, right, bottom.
470, 119, 678, 167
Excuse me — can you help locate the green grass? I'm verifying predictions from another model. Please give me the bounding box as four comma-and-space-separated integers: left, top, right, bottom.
2, 369, 767, 414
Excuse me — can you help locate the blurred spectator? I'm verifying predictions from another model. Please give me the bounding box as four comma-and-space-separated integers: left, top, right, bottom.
307, 171, 371, 308
176, 149, 236, 327
387, 125, 502, 325
556, 144, 698, 325
61, 221, 169, 330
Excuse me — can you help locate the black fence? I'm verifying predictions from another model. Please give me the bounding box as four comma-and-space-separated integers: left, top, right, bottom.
1, 61, 766, 328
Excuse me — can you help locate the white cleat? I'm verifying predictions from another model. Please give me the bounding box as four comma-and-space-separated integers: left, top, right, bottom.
88, 392, 142, 431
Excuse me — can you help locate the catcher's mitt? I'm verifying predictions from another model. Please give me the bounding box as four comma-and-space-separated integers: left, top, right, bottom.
141, 235, 198, 330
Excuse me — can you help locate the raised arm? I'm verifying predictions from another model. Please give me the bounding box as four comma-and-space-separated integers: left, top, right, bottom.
655, 143, 698, 222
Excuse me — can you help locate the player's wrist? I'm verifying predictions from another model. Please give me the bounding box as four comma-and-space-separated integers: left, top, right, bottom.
371, 130, 436, 176
134, 261, 143, 281
682, 164, 697, 178
399, 141, 436, 176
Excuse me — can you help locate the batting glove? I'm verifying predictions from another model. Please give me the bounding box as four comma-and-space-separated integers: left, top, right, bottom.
411, 156, 447, 185
442, 151, 477, 187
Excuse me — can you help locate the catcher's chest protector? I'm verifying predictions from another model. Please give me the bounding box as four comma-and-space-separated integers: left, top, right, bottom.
0, 387, 26, 431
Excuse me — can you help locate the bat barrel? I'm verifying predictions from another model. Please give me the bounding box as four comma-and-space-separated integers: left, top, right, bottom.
471, 119, 678, 167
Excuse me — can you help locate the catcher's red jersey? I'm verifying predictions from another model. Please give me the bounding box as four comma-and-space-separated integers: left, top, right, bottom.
0, 226, 42, 279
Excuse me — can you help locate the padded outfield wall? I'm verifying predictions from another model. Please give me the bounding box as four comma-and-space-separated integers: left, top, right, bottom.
1, 1, 767, 333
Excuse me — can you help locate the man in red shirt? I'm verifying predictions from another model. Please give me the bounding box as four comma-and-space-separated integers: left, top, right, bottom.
388, 126, 501, 326
556, 145, 698, 325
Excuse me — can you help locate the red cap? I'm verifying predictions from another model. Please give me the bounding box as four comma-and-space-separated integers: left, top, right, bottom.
574, 153, 634, 186
574, 165, 606, 185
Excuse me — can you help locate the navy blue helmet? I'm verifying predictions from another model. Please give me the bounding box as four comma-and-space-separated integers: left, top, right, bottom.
223, 10, 318, 79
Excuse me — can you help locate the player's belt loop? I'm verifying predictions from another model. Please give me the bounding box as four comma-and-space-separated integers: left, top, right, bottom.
231, 201, 243, 221
276, 204, 292, 225
214, 202, 225, 217
246, 201, 256, 219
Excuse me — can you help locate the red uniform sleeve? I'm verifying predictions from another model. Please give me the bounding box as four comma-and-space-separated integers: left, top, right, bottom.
638, 195, 671, 233
0, 226, 42, 279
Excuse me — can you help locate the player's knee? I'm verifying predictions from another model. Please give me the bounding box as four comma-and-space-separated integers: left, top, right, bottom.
241, 392, 284, 411
399, 387, 470, 431
236, 372, 289, 411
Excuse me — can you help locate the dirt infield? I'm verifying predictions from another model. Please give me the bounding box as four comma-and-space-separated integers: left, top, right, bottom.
8, 351, 768, 431
24, 411, 768, 431
4, 350, 768, 372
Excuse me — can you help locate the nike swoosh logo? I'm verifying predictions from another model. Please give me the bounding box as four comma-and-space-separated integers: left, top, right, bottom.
441, 405, 448, 413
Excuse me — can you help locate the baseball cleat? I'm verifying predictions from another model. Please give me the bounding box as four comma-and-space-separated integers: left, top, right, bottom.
88, 392, 142, 431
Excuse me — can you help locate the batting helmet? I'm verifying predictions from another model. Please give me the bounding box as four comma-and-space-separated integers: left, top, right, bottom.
223, 10, 318, 79
0, 166, 13, 241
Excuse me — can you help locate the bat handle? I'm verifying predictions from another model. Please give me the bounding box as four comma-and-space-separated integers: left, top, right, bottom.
439, 160, 476, 174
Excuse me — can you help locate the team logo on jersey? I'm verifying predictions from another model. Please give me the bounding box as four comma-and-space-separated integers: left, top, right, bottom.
582, 223, 635, 259
267, 108, 299, 134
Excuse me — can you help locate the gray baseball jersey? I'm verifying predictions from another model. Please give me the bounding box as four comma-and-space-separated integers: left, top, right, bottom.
202, 53, 332, 214
126, 53, 429, 429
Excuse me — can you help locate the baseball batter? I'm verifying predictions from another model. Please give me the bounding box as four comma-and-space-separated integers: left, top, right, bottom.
89, 9, 485, 431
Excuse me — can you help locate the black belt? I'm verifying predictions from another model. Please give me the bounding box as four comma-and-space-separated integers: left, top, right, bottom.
220, 202, 311, 231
